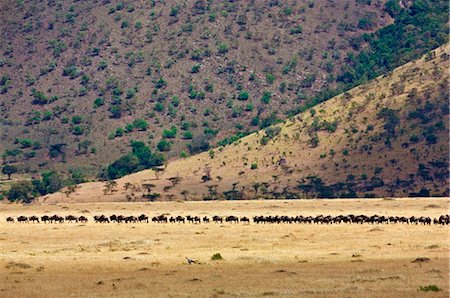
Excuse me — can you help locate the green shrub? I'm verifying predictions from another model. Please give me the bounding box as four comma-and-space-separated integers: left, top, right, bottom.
418, 285, 441, 292
211, 253, 223, 261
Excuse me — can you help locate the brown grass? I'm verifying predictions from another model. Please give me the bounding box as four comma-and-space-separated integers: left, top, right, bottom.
0, 198, 448, 297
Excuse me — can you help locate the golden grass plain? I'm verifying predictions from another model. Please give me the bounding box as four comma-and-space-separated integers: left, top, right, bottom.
0, 198, 448, 297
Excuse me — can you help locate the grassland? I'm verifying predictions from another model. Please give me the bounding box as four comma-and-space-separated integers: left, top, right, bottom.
0, 198, 448, 297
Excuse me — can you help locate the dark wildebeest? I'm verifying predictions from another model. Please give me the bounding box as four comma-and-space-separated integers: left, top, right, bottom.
225, 216, 239, 223
94, 215, 109, 223
41, 215, 50, 223
65, 215, 78, 223
202, 216, 210, 223
78, 216, 88, 223
138, 214, 149, 223
212, 215, 222, 223
17, 216, 28, 223
51, 215, 64, 223
176, 216, 185, 223
29, 215, 39, 223
240, 217, 250, 224
6, 217, 14, 223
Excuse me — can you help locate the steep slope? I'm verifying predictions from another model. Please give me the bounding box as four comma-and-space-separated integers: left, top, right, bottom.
0, 0, 395, 175
40, 44, 449, 202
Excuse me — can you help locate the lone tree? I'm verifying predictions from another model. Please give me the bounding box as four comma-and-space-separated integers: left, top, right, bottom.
63, 184, 80, 198
103, 180, 118, 195
2, 165, 18, 180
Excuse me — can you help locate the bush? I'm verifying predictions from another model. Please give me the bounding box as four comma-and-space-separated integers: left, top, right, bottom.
162, 126, 177, 138
250, 163, 258, 170
238, 90, 249, 101
104, 141, 164, 179
261, 91, 271, 104
133, 118, 149, 131
7, 180, 34, 203
72, 126, 84, 135
217, 43, 229, 54
211, 253, 223, 261
157, 139, 171, 151
418, 285, 441, 292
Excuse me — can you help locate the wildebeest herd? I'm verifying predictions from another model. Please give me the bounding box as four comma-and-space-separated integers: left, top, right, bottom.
5, 214, 450, 225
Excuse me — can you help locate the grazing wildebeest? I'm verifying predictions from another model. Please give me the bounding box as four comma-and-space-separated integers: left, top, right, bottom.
51, 215, 64, 223
152, 215, 168, 223
176, 215, 185, 223
110, 215, 118, 222
17, 216, 28, 223
212, 215, 222, 223
6, 217, 14, 223
125, 216, 138, 223
202, 216, 210, 223
78, 216, 88, 223
225, 216, 239, 223
94, 215, 109, 223
41, 215, 50, 223
138, 214, 149, 223
169, 216, 176, 223
65, 215, 78, 223
29, 215, 39, 223
240, 217, 250, 224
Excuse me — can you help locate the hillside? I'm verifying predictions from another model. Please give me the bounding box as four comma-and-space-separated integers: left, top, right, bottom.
0, 0, 400, 176
39, 44, 449, 202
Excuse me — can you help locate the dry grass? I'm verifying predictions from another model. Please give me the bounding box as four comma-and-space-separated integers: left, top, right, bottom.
0, 198, 448, 297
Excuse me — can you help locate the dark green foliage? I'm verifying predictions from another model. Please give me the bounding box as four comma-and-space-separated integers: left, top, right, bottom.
217, 131, 251, 147
162, 126, 177, 138
238, 90, 249, 101
31, 89, 57, 105
157, 139, 171, 151
261, 91, 271, 104
93, 97, 104, 108
418, 285, 441, 292
384, 0, 402, 17
72, 115, 82, 124
337, 0, 448, 89
62, 65, 81, 79
104, 141, 164, 179
7, 180, 34, 202
133, 118, 149, 131
377, 108, 399, 137
2, 164, 17, 179
72, 126, 84, 135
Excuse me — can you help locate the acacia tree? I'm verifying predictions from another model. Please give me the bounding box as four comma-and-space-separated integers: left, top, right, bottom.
2, 165, 18, 180
63, 184, 80, 198
103, 180, 118, 195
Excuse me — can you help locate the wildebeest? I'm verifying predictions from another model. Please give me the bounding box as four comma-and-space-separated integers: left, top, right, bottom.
94, 215, 109, 223
6, 217, 14, 223
240, 216, 250, 224
202, 216, 210, 223
78, 216, 88, 223
17, 216, 28, 223
138, 214, 149, 223
225, 216, 239, 223
212, 215, 222, 223
65, 215, 78, 223
29, 215, 39, 223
